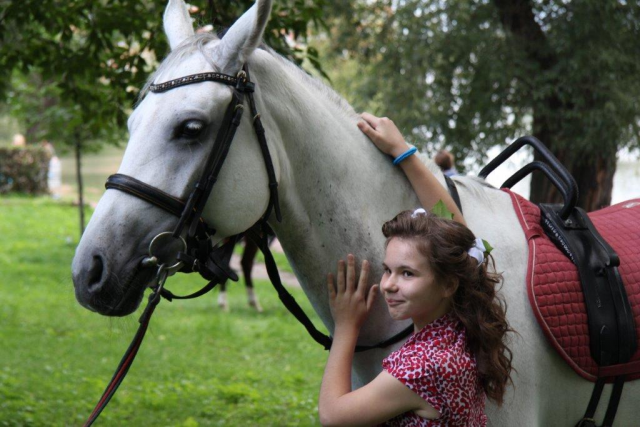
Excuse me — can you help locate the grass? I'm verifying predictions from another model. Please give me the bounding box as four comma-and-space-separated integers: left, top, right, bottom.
0, 196, 327, 426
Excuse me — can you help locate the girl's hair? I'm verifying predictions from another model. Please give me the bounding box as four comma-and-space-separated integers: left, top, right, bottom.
434, 150, 453, 170
382, 210, 514, 405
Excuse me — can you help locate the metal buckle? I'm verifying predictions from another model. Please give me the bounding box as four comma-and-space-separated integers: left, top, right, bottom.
153, 263, 169, 291
235, 70, 254, 93
141, 231, 187, 273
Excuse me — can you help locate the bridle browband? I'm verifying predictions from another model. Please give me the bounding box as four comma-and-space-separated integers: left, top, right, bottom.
85, 64, 417, 425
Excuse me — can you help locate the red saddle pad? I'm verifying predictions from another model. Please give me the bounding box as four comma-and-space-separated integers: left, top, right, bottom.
505, 190, 640, 381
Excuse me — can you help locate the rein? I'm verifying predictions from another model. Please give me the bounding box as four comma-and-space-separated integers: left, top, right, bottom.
85, 64, 422, 424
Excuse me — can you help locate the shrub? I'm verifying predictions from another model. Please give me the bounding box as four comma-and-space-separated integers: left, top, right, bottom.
0, 146, 51, 195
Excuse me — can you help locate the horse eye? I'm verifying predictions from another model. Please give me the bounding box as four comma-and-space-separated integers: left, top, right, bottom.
178, 120, 205, 138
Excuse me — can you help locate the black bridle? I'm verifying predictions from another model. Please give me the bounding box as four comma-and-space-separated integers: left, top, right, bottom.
84, 65, 415, 425
105, 68, 281, 295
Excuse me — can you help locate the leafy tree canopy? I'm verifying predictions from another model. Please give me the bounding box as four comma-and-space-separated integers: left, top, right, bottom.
328, 0, 640, 158
324, 0, 640, 209
0, 0, 327, 149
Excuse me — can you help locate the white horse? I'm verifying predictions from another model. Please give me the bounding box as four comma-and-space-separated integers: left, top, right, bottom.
71, 0, 637, 424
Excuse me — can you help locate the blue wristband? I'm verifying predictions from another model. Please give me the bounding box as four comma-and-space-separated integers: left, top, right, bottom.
392, 147, 417, 165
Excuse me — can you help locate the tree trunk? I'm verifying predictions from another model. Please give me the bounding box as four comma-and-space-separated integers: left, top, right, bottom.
74, 136, 86, 236
529, 138, 616, 212
493, 0, 616, 212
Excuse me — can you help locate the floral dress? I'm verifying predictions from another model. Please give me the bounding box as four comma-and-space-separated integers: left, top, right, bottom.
382, 313, 487, 426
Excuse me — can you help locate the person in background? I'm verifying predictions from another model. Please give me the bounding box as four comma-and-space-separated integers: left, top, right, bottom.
434, 149, 459, 177
42, 141, 62, 199
12, 134, 26, 147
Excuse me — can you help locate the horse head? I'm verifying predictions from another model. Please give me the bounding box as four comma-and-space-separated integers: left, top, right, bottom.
72, 0, 276, 316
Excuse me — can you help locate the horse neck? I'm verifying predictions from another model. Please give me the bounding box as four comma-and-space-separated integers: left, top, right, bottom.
250, 53, 420, 340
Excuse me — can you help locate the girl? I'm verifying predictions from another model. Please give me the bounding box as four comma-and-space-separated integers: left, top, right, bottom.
318, 114, 512, 426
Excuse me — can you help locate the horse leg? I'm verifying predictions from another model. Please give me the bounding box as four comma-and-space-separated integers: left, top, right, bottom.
241, 238, 262, 312
217, 281, 229, 312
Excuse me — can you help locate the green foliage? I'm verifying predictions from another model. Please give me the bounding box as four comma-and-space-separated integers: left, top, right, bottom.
481, 239, 493, 255
187, 0, 328, 70
430, 199, 453, 220
0, 107, 21, 145
6, 71, 119, 153
2, 0, 164, 147
324, 1, 640, 166
0, 0, 327, 149
0, 146, 51, 194
0, 196, 325, 425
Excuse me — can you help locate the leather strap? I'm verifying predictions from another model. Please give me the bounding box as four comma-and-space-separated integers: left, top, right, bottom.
83, 287, 164, 427
577, 378, 605, 427
245, 225, 414, 352
173, 91, 244, 238
106, 174, 185, 217
576, 375, 626, 427
602, 376, 625, 427
244, 68, 282, 223
82, 273, 224, 427
149, 72, 242, 93
444, 175, 463, 214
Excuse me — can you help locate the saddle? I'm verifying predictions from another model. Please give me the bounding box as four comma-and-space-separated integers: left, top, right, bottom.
480, 137, 639, 427
506, 190, 640, 380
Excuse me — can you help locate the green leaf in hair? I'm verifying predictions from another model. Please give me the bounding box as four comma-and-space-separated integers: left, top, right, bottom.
482, 239, 494, 255
431, 200, 454, 220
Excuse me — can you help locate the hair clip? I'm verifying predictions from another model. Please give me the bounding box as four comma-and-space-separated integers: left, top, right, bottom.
411, 208, 427, 218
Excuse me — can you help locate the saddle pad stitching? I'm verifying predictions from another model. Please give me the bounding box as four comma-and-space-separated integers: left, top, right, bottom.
529, 237, 598, 381
513, 196, 532, 232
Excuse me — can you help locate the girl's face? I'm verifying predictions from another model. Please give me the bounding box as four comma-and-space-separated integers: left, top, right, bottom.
381, 237, 453, 331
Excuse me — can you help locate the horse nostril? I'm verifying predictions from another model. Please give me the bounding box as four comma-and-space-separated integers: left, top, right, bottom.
87, 255, 105, 293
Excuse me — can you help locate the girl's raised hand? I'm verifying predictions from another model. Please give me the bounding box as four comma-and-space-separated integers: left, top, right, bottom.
358, 112, 411, 158
327, 254, 379, 331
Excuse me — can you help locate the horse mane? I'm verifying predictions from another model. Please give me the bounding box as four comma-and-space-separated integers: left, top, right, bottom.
452, 174, 499, 206
258, 45, 360, 121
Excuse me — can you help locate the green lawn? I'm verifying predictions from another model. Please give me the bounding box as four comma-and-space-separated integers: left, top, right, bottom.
0, 196, 327, 426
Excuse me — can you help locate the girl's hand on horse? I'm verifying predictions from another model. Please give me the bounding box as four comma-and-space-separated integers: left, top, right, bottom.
358, 112, 410, 158
327, 254, 379, 332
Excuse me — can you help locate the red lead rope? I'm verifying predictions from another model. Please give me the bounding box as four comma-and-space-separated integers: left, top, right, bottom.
83, 284, 163, 426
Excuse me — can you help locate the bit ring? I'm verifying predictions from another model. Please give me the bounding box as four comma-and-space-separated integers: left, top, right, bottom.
146, 231, 187, 272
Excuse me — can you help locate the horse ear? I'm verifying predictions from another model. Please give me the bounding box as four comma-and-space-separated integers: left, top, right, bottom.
164, 0, 195, 50
218, 0, 272, 73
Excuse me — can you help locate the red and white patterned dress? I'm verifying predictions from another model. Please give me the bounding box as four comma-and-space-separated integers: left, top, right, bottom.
382, 313, 487, 426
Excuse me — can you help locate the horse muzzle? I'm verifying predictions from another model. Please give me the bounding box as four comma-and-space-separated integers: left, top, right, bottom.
72, 249, 153, 316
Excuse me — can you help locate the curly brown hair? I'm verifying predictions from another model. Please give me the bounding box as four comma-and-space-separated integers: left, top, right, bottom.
382, 210, 514, 405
